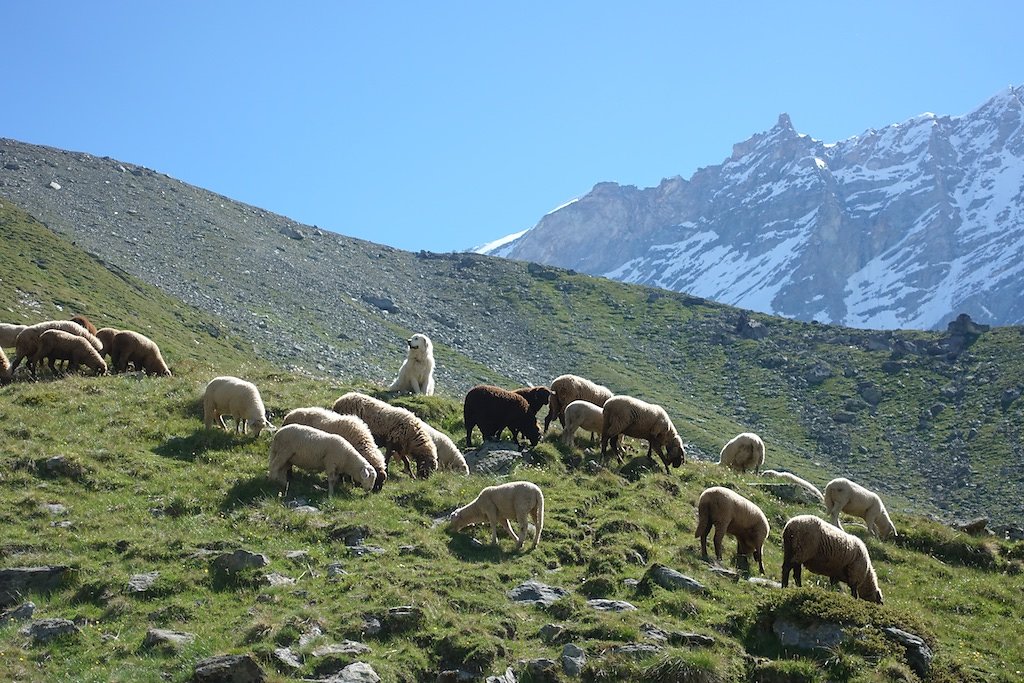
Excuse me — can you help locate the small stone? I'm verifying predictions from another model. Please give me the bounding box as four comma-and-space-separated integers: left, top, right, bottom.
273, 647, 302, 670
285, 550, 308, 560
42, 503, 67, 515
348, 545, 386, 557
608, 643, 661, 659
311, 640, 371, 657
331, 661, 381, 683
644, 564, 706, 593
193, 653, 265, 682
263, 572, 295, 587
507, 580, 569, 607
586, 598, 636, 612
20, 618, 80, 643
211, 550, 268, 575
142, 628, 196, 650
327, 563, 348, 577
0, 602, 35, 624
126, 571, 160, 593
538, 623, 566, 644
48, 181, 61, 190
561, 644, 586, 677
882, 627, 933, 678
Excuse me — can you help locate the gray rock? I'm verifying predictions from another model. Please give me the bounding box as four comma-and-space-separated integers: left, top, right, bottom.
279, 225, 304, 240
273, 647, 303, 670
1001, 386, 1022, 410
348, 545, 386, 557
332, 525, 370, 547
360, 616, 382, 636
586, 598, 636, 612
312, 640, 371, 657
0, 601, 35, 624
507, 580, 569, 607
211, 550, 268, 575
485, 667, 518, 683
639, 623, 714, 647
772, 617, 847, 650
327, 563, 348, 577
381, 605, 424, 633
954, 517, 990, 536
285, 550, 308, 560
608, 643, 662, 659
521, 658, 559, 683
362, 295, 399, 314
464, 444, 524, 475
142, 628, 196, 650
805, 363, 832, 385
858, 383, 883, 405
20, 618, 80, 643
748, 576, 782, 589
644, 563, 706, 592
538, 623, 566, 644
193, 653, 265, 682
619, 455, 659, 481
42, 503, 67, 515
561, 644, 586, 677
883, 627, 933, 678
263, 572, 295, 587
126, 571, 160, 593
329, 661, 381, 682
0, 566, 72, 607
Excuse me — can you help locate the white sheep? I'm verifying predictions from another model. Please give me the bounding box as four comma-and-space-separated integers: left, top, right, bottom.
545, 373, 613, 432
761, 469, 825, 503
282, 406, 388, 491
0, 346, 11, 385
694, 486, 770, 573
718, 432, 766, 474
424, 423, 469, 474
332, 392, 437, 478
31, 329, 108, 376
268, 423, 376, 496
561, 399, 604, 448
448, 481, 544, 551
10, 320, 102, 377
0, 323, 27, 349
781, 514, 884, 603
824, 477, 897, 539
600, 394, 686, 473
203, 376, 275, 437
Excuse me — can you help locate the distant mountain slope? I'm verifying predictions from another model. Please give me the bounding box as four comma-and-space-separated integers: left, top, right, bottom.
2, 137, 1023, 528
484, 86, 1024, 331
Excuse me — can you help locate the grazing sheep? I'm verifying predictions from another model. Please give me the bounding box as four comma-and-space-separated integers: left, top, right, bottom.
108, 330, 171, 376
561, 399, 604, 448
388, 333, 436, 395
718, 432, 766, 474
0, 323, 27, 349
600, 394, 686, 473
282, 407, 388, 492
0, 347, 11, 385
268, 424, 376, 496
463, 384, 541, 449
514, 386, 553, 419
694, 486, 770, 573
424, 423, 470, 474
824, 477, 897, 539
332, 392, 438, 478
545, 374, 614, 432
448, 481, 544, 551
761, 469, 825, 503
10, 320, 102, 377
31, 329, 108, 376
782, 514, 884, 603
70, 315, 98, 336
95, 327, 119, 358
203, 376, 275, 437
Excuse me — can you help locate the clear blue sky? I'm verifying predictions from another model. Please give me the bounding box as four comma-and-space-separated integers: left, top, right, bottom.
6, 2, 1023, 253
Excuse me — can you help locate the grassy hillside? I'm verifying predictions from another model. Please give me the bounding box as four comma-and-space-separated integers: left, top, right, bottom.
2, 200, 1024, 681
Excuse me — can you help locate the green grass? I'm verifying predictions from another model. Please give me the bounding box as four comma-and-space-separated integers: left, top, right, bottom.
2, 200, 1024, 681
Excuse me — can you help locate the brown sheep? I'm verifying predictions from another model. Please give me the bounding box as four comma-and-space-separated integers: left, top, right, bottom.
694, 486, 769, 573
31, 329, 107, 376
109, 330, 171, 376
332, 392, 437, 479
545, 373, 614, 432
514, 386, 553, 419
782, 514, 883, 603
10, 320, 102, 377
95, 327, 119, 359
600, 394, 686, 473
70, 315, 98, 336
463, 384, 541, 449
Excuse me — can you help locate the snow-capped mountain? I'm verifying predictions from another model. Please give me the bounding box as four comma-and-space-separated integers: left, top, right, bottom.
481, 86, 1024, 330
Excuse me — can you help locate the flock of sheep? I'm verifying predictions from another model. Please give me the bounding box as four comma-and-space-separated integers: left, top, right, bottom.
1, 320, 897, 605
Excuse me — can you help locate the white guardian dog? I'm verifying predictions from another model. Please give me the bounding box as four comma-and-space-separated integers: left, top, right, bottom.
388, 333, 436, 395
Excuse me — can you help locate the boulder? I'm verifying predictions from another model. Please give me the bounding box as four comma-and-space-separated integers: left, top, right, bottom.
0, 566, 72, 607
192, 654, 265, 683
211, 550, 268, 575
143, 628, 196, 650
20, 618, 80, 644
507, 581, 568, 607
883, 627, 933, 678
642, 563, 706, 593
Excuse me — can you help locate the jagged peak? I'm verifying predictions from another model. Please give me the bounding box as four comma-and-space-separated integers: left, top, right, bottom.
775, 112, 795, 131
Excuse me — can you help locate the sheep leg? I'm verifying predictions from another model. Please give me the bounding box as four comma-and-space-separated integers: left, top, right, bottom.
401, 453, 414, 478
697, 523, 711, 561
712, 524, 728, 562
326, 472, 337, 498
503, 517, 521, 544
754, 546, 765, 574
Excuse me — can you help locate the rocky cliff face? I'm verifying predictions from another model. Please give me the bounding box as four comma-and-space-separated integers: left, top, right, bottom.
486, 87, 1024, 330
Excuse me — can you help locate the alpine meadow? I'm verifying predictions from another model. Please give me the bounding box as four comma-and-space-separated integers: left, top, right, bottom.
1, 139, 1023, 682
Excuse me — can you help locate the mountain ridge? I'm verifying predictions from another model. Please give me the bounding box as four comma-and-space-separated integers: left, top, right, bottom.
484, 85, 1024, 331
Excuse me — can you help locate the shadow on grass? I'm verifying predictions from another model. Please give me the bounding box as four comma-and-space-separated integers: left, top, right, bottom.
152, 429, 240, 461
221, 475, 280, 512
446, 533, 508, 563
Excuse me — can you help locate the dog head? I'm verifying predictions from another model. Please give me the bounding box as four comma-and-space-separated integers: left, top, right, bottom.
406, 333, 433, 361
